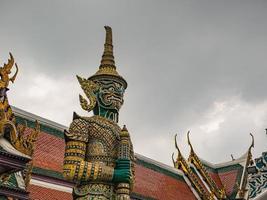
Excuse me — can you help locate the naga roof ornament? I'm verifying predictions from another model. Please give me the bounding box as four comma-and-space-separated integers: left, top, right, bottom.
0, 53, 18, 89
187, 132, 226, 199
0, 53, 40, 157
173, 133, 212, 200
0, 53, 40, 193
173, 131, 258, 200
236, 133, 254, 199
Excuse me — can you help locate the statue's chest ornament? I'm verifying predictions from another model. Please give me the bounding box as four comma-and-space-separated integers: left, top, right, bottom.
87, 140, 106, 156
84, 116, 121, 150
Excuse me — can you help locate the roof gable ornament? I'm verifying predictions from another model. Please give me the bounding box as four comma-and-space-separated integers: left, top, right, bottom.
0, 53, 40, 190
0, 53, 18, 89
187, 131, 227, 199
0, 53, 40, 157
173, 133, 212, 200
237, 133, 255, 199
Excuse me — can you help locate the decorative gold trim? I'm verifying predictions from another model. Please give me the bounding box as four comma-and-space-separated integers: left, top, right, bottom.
88, 26, 127, 89
187, 131, 226, 199
77, 75, 99, 112
0, 53, 40, 190
237, 133, 254, 198
13, 120, 40, 156
173, 134, 213, 200
0, 52, 18, 89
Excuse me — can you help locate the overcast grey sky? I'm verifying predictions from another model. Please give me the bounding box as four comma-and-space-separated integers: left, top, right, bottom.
0, 0, 266, 165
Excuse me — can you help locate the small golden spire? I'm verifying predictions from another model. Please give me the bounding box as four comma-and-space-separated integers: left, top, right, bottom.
122, 124, 128, 132
100, 26, 115, 69
120, 125, 130, 137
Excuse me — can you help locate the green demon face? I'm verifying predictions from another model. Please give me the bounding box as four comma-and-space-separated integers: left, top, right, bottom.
97, 80, 124, 111
92, 79, 125, 122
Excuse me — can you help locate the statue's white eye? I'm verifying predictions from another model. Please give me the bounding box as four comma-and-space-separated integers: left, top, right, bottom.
109, 87, 114, 91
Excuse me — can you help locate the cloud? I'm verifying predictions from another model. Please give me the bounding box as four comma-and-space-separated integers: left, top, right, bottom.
0, 0, 267, 166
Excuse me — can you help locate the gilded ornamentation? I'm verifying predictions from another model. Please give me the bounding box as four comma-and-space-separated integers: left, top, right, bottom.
0, 53, 40, 194
0, 53, 40, 189
0, 53, 18, 89
173, 133, 213, 200
63, 27, 134, 200
187, 132, 226, 199
77, 75, 99, 113
237, 133, 254, 199
13, 121, 40, 156
0, 53, 18, 134
0, 53, 40, 156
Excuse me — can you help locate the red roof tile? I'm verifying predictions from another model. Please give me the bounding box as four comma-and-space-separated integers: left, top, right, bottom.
133, 164, 197, 200
28, 185, 71, 200
33, 132, 65, 173
208, 171, 223, 189
218, 170, 239, 196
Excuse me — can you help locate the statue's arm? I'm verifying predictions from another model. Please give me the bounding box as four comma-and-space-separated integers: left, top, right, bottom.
63, 119, 114, 182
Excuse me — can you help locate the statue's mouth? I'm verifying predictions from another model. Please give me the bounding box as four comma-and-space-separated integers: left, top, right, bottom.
106, 94, 123, 103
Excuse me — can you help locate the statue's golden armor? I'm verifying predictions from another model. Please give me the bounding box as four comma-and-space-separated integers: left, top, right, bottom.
64, 115, 133, 199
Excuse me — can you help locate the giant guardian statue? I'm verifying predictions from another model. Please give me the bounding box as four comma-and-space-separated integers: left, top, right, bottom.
63, 26, 134, 200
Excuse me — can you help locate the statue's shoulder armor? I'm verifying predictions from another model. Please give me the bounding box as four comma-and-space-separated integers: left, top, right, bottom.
83, 115, 121, 138
65, 117, 90, 142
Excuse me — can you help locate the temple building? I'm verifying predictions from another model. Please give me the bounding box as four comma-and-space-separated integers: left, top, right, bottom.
0, 27, 266, 200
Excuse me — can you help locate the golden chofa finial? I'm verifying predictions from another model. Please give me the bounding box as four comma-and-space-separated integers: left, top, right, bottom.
100, 26, 115, 69
0, 52, 18, 88
187, 131, 197, 163
172, 134, 183, 168
187, 131, 194, 152
249, 133, 254, 150
248, 133, 254, 165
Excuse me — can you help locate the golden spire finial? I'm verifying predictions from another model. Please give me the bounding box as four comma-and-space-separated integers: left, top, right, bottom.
100, 26, 115, 69
89, 26, 127, 89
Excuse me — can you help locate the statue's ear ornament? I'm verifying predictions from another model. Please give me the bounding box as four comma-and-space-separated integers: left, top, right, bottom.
77, 75, 99, 112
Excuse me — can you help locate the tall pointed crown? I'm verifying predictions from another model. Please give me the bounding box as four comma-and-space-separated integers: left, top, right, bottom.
88, 26, 127, 89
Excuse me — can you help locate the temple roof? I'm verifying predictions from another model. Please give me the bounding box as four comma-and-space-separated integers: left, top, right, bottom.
8, 106, 260, 200
173, 131, 255, 199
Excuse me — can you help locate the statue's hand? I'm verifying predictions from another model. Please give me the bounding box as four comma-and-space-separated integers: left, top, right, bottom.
112, 168, 131, 183
112, 159, 131, 183
115, 159, 130, 169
